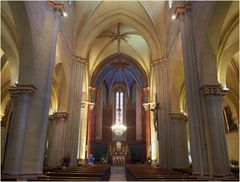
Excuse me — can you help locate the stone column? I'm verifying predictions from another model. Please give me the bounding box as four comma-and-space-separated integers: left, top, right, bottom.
86, 102, 95, 157
175, 3, 212, 176
169, 112, 189, 169
47, 112, 68, 167
151, 58, 172, 169
200, 85, 230, 176
65, 56, 86, 166
143, 87, 150, 158
143, 103, 151, 158
3, 84, 37, 174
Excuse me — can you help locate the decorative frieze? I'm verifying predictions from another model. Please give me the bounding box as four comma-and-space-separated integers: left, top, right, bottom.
8, 84, 37, 97
200, 85, 229, 96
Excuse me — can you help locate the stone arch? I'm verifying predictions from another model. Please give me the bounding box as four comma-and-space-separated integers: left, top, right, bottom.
200, 1, 234, 84
218, 41, 239, 85
52, 63, 67, 111
8, 1, 34, 84
75, 9, 163, 60
91, 53, 148, 89
1, 38, 19, 85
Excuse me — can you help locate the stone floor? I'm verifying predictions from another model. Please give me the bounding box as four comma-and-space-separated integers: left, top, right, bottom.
109, 166, 127, 181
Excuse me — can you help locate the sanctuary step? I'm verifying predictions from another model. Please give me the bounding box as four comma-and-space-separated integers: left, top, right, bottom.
28, 164, 111, 181
125, 164, 204, 181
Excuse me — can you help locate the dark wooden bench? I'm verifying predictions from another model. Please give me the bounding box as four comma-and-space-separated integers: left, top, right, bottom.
29, 164, 111, 181
125, 164, 199, 181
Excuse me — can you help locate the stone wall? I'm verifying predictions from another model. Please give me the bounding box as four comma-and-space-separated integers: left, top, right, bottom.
226, 132, 239, 161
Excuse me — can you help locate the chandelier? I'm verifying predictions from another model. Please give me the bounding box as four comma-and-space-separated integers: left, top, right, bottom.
111, 123, 127, 136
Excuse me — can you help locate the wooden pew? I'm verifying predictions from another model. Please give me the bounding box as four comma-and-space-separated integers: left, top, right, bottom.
29, 164, 111, 181
125, 164, 200, 181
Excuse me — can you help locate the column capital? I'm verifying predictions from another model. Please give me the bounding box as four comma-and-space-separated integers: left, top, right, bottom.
173, 2, 192, 19
200, 84, 228, 96
81, 101, 95, 110
48, 1, 66, 17
169, 112, 188, 121
143, 87, 150, 95
150, 57, 166, 67
49, 112, 69, 120
89, 86, 97, 93
73, 55, 87, 64
54, 112, 69, 119
8, 84, 37, 98
143, 103, 150, 111
88, 102, 95, 110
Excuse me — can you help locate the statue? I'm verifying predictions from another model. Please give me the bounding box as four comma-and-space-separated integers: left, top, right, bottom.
151, 94, 159, 140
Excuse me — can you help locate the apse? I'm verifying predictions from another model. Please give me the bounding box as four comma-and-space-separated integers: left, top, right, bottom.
90, 56, 148, 163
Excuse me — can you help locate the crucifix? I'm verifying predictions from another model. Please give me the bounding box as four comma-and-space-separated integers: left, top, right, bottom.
151, 94, 160, 140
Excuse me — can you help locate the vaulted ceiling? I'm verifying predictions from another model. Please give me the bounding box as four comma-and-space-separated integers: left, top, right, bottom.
89, 23, 150, 77
72, 1, 167, 78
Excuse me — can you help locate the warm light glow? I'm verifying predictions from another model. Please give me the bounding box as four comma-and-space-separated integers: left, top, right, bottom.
171, 14, 176, 20
168, 0, 173, 9
0, 48, 4, 59
49, 109, 56, 115
222, 84, 229, 91
62, 11, 67, 17
111, 123, 127, 136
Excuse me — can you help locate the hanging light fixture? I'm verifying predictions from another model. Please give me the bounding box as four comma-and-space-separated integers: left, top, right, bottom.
111, 106, 127, 136
111, 123, 127, 136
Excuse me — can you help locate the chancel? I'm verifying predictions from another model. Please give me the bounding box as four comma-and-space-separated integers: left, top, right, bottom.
1, 1, 239, 181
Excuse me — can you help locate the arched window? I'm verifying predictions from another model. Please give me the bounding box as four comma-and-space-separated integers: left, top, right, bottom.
115, 91, 123, 124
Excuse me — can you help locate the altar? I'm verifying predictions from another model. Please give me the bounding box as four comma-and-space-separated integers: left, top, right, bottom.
108, 141, 130, 166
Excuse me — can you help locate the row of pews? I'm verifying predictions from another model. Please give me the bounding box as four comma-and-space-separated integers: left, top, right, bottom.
125, 164, 203, 181
29, 164, 111, 181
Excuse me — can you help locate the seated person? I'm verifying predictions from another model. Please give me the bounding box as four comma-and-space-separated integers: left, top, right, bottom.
61, 152, 71, 167
88, 154, 95, 165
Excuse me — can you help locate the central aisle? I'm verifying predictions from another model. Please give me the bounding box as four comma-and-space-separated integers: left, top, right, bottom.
109, 166, 127, 181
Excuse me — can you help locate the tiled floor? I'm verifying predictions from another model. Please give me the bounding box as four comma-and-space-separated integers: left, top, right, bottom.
109, 166, 127, 181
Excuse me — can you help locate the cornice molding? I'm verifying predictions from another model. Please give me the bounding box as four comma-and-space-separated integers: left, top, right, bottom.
8, 84, 37, 97
200, 84, 228, 96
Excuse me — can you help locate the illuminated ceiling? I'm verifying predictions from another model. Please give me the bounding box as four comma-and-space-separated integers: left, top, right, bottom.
89, 23, 150, 76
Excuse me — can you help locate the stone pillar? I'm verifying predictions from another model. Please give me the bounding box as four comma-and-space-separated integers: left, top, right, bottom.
169, 112, 189, 169
87, 102, 95, 157
18, 3, 62, 174
47, 112, 68, 167
151, 58, 172, 169
143, 103, 151, 158
3, 84, 37, 174
200, 85, 230, 176
143, 87, 150, 159
65, 56, 86, 166
175, 2, 212, 176
78, 101, 88, 161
